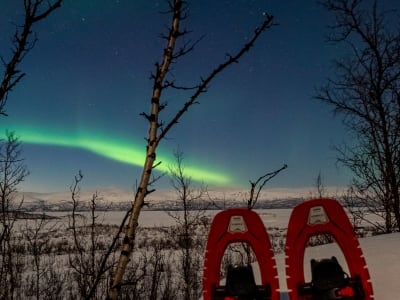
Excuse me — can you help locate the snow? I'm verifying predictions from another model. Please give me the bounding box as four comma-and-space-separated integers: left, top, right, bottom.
45, 208, 398, 299
359, 233, 400, 299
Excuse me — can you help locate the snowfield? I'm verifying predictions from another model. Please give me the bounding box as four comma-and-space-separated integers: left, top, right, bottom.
353, 233, 400, 299
28, 207, 399, 299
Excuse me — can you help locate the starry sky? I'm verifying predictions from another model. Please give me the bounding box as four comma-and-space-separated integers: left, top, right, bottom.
1, 0, 397, 193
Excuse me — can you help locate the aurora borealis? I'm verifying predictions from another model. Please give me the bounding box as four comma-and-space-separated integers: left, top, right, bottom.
8, 124, 231, 185
2, 1, 398, 193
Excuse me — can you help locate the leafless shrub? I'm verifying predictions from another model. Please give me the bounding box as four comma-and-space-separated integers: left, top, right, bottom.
0, 131, 29, 298
68, 172, 116, 299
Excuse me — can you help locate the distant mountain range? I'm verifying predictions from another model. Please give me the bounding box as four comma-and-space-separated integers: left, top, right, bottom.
17, 186, 345, 212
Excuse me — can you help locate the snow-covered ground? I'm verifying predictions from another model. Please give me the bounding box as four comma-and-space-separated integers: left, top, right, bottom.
45, 208, 398, 299
355, 233, 400, 299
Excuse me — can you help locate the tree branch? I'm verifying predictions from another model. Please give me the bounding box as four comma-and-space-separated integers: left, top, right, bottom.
247, 164, 288, 209
158, 14, 275, 141
0, 0, 63, 116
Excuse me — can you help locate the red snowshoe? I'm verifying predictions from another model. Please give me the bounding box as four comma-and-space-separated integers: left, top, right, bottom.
202, 208, 279, 300
285, 198, 374, 300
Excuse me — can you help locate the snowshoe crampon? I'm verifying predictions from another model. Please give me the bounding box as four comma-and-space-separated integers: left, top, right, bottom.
285, 198, 374, 300
202, 208, 279, 300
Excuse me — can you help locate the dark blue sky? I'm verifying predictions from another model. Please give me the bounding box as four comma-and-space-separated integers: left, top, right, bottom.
2, 0, 395, 193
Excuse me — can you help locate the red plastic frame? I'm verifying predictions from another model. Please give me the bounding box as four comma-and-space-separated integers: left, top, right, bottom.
285, 198, 374, 300
202, 208, 279, 300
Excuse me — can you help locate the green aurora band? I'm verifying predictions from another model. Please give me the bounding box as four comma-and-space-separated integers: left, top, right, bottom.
7, 125, 231, 185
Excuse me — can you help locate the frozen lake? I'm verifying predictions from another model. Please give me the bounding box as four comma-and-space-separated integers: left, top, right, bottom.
46, 209, 293, 228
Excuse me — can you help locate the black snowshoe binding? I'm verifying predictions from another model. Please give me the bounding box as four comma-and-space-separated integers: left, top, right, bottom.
298, 256, 365, 300
212, 264, 272, 300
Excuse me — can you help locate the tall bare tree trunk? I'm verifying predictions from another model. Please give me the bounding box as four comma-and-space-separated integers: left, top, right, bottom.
107, 2, 182, 298
107, 1, 274, 297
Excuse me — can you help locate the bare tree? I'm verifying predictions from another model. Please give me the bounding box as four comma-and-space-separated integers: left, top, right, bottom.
0, 131, 29, 298
310, 171, 326, 198
228, 164, 287, 269
247, 164, 287, 209
68, 172, 116, 299
167, 149, 208, 300
0, 0, 63, 116
315, 172, 325, 198
107, 1, 275, 298
122, 243, 176, 300
317, 0, 400, 232
22, 216, 63, 300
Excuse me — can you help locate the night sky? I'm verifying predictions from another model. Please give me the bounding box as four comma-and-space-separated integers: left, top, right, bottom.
2, 1, 396, 193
